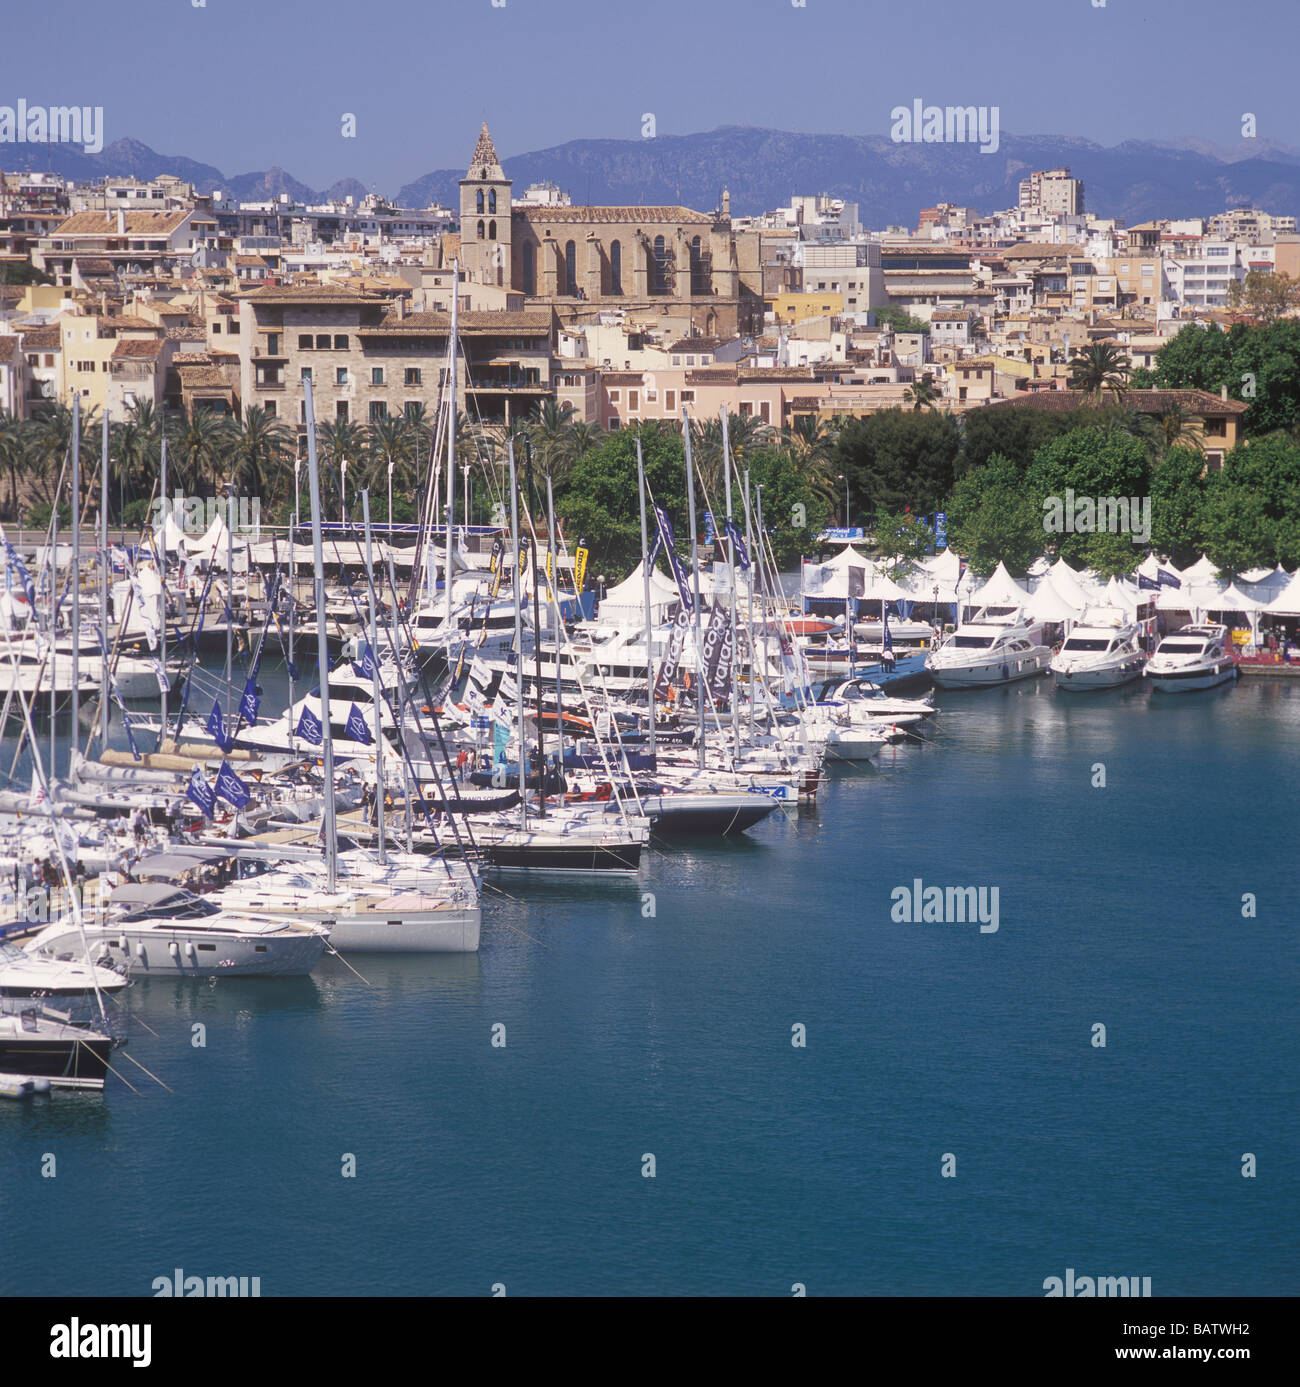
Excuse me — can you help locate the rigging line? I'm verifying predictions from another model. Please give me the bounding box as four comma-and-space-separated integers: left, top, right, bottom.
118, 1048, 174, 1094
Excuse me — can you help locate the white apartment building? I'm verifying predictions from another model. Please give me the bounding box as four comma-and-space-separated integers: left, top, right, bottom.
1165, 239, 1244, 308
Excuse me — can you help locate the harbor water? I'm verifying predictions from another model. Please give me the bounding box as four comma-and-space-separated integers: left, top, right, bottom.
2, 669, 1296, 1296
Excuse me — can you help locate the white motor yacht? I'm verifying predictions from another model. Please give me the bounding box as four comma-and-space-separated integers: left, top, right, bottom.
926, 615, 1051, 688
1050, 606, 1147, 690
1145, 624, 1238, 692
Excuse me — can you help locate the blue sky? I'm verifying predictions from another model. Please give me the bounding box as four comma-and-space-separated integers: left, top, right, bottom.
6, 0, 1299, 191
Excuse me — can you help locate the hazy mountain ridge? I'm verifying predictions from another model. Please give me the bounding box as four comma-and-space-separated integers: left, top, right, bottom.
5, 127, 1300, 224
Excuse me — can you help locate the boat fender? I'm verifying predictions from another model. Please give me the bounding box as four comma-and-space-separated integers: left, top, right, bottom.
184, 941, 196, 962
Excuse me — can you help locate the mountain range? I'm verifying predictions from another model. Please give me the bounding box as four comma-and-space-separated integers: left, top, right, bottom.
6, 126, 1300, 226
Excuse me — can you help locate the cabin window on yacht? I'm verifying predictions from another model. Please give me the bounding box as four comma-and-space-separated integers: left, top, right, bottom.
953, 635, 994, 648
1159, 641, 1206, 654
1062, 637, 1109, 651
197, 943, 216, 951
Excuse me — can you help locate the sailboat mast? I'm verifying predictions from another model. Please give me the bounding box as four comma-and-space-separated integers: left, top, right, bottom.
445, 258, 458, 646
721, 409, 740, 757
742, 468, 755, 737
361, 489, 386, 865
71, 395, 80, 740
636, 439, 655, 759
304, 378, 337, 892
225, 484, 234, 717
99, 410, 110, 747
546, 473, 564, 777
159, 437, 168, 744
682, 411, 705, 771
49, 507, 57, 766
507, 440, 527, 831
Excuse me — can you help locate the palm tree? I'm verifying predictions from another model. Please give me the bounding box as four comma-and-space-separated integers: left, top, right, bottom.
1151, 401, 1204, 457
1068, 342, 1132, 400
228, 404, 293, 500
780, 415, 839, 506
0, 409, 25, 519
168, 405, 230, 493
902, 375, 941, 411
315, 417, 366, 510
529, 399, 576, 485
368, 413, 411, 514
567, 419, 603, 462
111, 399, 162, 514
25, 402, 100, 511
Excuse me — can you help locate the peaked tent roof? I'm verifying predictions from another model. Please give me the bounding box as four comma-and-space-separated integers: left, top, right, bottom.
1025, 577, 1083, 623
1181, 553, 1221, 583
1265, 571, 1300, 615
967, 561, 1028, 607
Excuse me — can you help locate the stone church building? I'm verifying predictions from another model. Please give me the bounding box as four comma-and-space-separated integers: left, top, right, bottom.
458, 124, 761, 336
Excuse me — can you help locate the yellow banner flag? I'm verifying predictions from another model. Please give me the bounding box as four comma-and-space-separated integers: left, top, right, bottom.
574, 546, 589, 592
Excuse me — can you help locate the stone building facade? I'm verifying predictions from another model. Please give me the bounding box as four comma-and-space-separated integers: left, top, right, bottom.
458, 124, 762, 337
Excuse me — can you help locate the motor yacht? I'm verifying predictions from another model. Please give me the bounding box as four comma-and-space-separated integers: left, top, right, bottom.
1050, 607, 1147, 690
925, 615, 1051, 688
1145, 623, 1238, 692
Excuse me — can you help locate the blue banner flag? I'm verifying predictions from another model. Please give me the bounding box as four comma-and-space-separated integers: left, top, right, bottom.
723, 518, 750, 571
1138, 572, 1160, 591
356, 643, 376, 679
207, 698, 230, 752
653, 503, 695, 617
702, 511, 716, 546
238, 678, 260, 725
186, 765, 216, 817
0, 526, 36, 607
1157, 568, 1182, 589
295, 705, 323, 745
214, 760, 251, 808
345, 703, 374, 745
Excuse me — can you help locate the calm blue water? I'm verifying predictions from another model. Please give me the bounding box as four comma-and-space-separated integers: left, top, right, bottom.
2, 671, 1297, 1296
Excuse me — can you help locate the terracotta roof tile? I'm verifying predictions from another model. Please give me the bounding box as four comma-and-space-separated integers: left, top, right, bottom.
52, 209, 192, 237
111, 337, 166, 359
522, 206, 714, 225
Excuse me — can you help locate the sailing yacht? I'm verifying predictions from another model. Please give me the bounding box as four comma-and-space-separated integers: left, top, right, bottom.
26, 882, 331, 977
0, 938, 127, 1000
0, 1006, 114, 1088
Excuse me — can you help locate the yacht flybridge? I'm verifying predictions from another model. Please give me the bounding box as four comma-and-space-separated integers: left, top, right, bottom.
1146, 624, 1238, 692
925, 612, 1051, 688
1050, 606, 1146, 690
